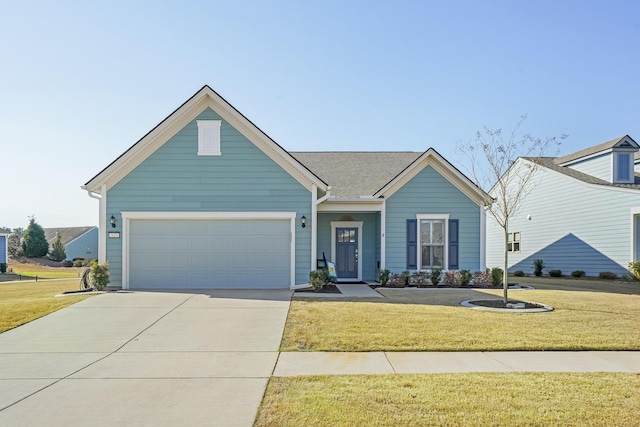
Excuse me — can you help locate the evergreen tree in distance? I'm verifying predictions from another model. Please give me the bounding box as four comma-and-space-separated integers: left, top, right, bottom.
21, 217, 49, 258
49, 233, 66, 262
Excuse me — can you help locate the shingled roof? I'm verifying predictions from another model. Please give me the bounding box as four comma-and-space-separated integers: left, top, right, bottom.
526, 157, 640, 189
290, 152, 422, 198
554, 135, 632, 165
43, 227, 96, 246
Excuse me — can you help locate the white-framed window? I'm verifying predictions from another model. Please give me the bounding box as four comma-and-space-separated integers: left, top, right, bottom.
197, 120, 222, 156
417, 214, 448, 269
614, 152, 633, 183
507, 232, 520, 253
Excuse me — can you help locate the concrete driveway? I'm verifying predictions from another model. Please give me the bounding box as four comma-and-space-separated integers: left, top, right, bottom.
0, 289, 292, 427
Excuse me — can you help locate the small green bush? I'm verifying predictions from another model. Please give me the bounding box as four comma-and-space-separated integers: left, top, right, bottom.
599, 271, 617, 280
571, 270, 586, 278
89, 261, 110, 291
61, 260, 73, 267
491, 267, 503, 287
309, 269, 329, 291
459, 269, 472, 287
549, 269, 562, 277
378, 269, 390, 286
0, 263, 6, 274
430, 268, 442, 286
628, 261, 640, 280
532, 259, 545, 277
513, 270, 525, 277
401, 270, 411, 286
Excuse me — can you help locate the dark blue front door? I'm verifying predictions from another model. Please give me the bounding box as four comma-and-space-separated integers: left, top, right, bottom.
336, 227, 358, 279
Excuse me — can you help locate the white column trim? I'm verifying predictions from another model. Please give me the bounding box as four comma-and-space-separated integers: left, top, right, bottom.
380, 200, 386, 270
99, 185, 107, 264
311, 185, 318, 272
480, 207, 487, 270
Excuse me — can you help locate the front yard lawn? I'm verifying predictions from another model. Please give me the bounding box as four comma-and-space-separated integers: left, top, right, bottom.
0, 279, 92, 333
256, 373, 640, 426
282, 282, 640, 351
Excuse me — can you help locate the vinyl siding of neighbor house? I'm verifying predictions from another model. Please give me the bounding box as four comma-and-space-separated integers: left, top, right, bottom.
106, 108, 312, 288
317, 212, 380, 281
0, 235, 7, 264
65, 228, 98, 260
385, 166, 482, 273
486, 160, 640, 276
565, 153, 611, 182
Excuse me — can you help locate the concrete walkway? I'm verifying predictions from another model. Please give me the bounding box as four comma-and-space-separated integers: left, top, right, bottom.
0, 289, 292, 427
274, 351, 640, 376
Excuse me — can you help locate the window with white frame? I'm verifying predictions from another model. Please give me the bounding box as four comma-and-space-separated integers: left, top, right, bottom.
418, 216, 448, 269
197, 120, 222, 156
616, 153, 631, 182
507, 232, 520, 253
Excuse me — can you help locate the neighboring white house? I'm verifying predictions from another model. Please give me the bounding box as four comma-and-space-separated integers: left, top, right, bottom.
486, 135, 640, 277
43, 227, 98, 261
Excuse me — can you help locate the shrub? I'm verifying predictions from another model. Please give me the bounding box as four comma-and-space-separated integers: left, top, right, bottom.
401, 270, 411, 286
549, 269, 562, 277
378, 269, 390, 286
21, 218, 48, 258
49, 234, 66, 262
410, 271, 429, 287
532, 259, 545, 277
599, 271, 617, 280
628, 261, 640, 280
513, 270, 525, 277
89, 261, 110, 291
73, 260, 85, 267
571, 270, 586, 278
7, 233, 21, 258
471, 271, 491, 288
0, 263, 6, 274
61, 260, 73, 267
430, 268, 442, 286
309, 269, 329, 291
387, 273, 406, 287
442, 270, 461, 287
491, 267, 503, 287
459, 269, 472, 287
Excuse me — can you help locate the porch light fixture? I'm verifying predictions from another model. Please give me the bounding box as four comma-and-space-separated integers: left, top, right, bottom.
110, 215, 116, 228
301, 215, 306, 228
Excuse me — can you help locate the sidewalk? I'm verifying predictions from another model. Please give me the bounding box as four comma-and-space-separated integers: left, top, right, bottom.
273, 351, 640, 376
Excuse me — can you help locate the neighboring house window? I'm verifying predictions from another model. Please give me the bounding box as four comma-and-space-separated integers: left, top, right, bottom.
507, 232, 520, 253
417, 215, 448, 269
616, 153, 631, 182
197, 120, 222, 155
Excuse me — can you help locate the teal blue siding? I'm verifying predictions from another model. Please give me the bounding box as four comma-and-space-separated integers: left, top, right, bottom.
65, 228, 98, 260
316, 212, 380, 281
385, 166, 482, 273
0, 236, 7, 264
106, 108, 312, 287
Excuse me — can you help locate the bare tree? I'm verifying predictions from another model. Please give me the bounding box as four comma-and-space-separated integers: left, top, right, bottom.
457, 116, 566, 303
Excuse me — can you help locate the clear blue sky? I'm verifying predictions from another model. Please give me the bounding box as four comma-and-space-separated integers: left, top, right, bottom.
1, 1, 639, 229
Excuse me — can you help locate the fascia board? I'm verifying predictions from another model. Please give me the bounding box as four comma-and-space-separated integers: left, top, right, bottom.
375, 149, 491, 206
317, 200, 383, 212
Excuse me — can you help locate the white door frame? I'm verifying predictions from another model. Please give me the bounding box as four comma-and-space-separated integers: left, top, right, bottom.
330, 221, 363, 281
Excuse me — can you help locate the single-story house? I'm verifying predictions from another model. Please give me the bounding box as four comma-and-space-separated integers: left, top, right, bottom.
0, 233, 9, 265
486, 135, 640, 277
83, 85, 491, 290
43, 227, 99, 261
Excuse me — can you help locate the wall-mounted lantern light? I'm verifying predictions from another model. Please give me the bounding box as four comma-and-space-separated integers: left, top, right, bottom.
110, 215, 117, 228
301, 215, 307, 228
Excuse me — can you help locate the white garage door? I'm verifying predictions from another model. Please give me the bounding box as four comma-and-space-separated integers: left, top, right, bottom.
127, 218, 292, 289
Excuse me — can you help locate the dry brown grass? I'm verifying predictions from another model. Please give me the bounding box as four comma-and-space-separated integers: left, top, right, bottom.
282, 284, 640, 351
7, 260, 85, 279
0, 279, 92, 333
256, 373, 640, 427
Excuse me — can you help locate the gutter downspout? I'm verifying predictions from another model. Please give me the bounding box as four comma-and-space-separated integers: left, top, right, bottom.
311, 186, 331, 273
83, 186, 107, 264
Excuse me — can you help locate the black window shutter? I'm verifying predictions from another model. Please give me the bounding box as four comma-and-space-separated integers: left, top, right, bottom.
448, 219, 459, 270
406, 219, 417, 270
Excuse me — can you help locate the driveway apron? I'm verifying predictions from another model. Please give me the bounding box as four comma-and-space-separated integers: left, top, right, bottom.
0, 289, 292, 427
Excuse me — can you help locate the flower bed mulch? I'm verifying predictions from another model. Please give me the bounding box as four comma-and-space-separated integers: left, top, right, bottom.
468, 299, 545, 309
295, 284, 342, 294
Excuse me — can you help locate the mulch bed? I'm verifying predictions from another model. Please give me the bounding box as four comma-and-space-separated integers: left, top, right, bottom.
295, 284, 342, 294
468, 299, 545, 309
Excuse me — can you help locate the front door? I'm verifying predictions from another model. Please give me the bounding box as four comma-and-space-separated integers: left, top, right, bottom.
336, 227, 358, 279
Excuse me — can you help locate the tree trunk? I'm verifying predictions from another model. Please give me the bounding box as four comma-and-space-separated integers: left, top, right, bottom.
503, 224, 509, 304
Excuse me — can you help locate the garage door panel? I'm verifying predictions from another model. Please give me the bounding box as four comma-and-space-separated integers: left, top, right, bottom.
128, 218, 292, 289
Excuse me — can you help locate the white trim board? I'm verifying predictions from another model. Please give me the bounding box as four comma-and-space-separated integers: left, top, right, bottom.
120, 211, 297, 289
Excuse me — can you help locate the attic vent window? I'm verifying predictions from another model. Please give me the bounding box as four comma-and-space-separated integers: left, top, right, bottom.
197, 120, 222, 156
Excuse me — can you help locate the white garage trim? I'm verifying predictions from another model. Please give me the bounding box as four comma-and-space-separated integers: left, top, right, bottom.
121, 211, 297, 289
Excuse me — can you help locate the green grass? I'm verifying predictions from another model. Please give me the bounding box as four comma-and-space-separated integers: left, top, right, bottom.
282, 281, 640, 351
256, 373, 640, 426
7, 261, 85, 279
0, 278, 92, 333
